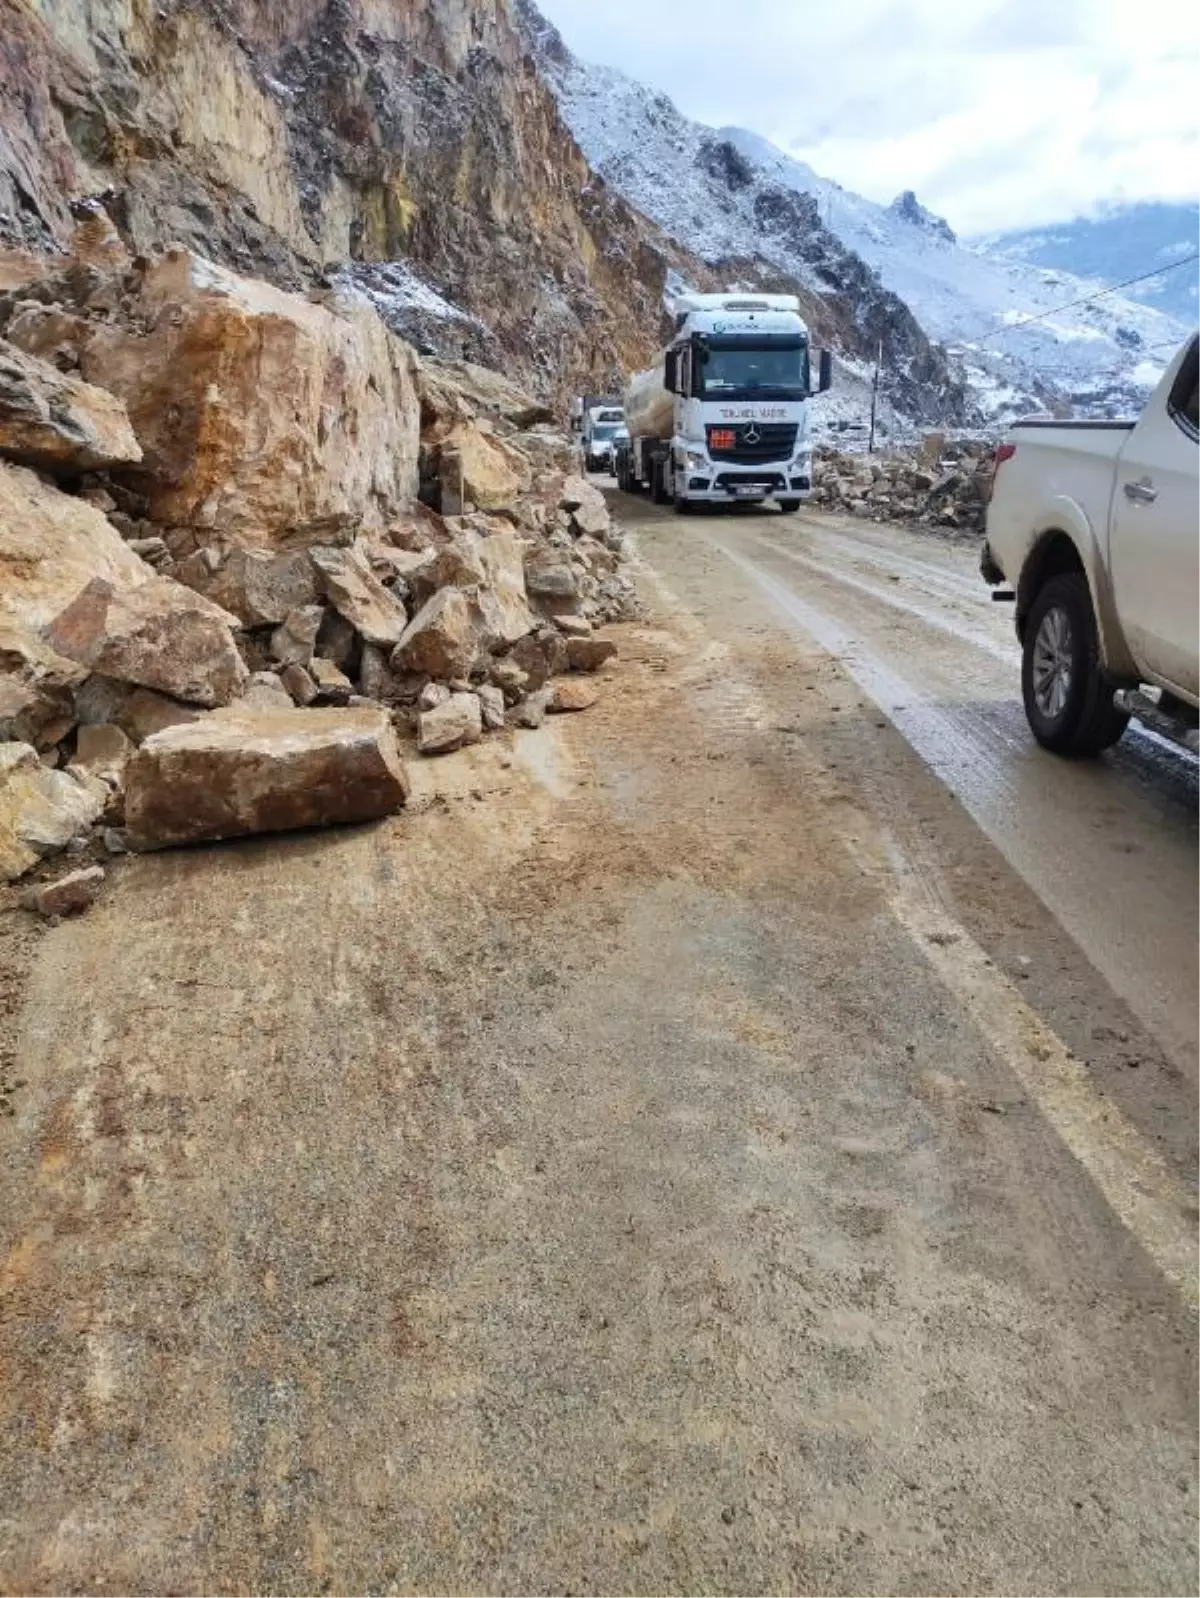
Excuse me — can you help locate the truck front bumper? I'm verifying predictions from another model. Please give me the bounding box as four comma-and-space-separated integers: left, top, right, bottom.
683, 467, 811, 502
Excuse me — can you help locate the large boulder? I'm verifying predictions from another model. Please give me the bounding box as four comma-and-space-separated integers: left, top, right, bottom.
421, 531, 535, 648
417, 692, 483, 755
74, 250, 421, 547
310, 545, 409, 647
509, 429, 580, 475
124, 706, 410, 849
391, 588, 484, 680
441, 421, 526, 511
473, 532, 537, 647
0, 461, 150, 678
44, 575, 248, 708
1, 741, 106, 881
0, 675, 75, 750
0, 338, 142, 475
177, 547, 318, 627
419, 359, 553, 430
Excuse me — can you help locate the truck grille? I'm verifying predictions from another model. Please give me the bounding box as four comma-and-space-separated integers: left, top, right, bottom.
706, 422, 798, 463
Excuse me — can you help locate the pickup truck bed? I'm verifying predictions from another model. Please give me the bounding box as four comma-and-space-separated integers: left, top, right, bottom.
983, 335, 1198, 755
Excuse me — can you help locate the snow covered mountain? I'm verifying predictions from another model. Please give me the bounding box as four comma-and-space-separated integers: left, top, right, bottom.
978, 204, 1199, 328
520, 5, 1189, 421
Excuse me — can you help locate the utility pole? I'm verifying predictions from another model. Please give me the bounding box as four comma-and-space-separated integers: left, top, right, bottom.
868, 338, 882, 454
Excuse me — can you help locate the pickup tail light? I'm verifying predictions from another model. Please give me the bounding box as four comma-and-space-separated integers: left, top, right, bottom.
994, 442, 1016, 469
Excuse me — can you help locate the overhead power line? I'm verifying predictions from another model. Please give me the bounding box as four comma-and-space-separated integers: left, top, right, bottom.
967, 252, 1200, 351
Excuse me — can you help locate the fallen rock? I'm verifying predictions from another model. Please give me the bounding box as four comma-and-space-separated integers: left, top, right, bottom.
392, 588, 483, 680
487, 658, 529, 703
0, 338, 142, 475
418, 681, 451, 711
73, 723, 133, 787
0, 462, 151, 678
310, 545, 409, 647
548, 679, 599, 713
473, 532, 537, 647
0, 676, 74, 750
125, 707, 410, 849
358, 643, 416, 704
417, 691, 484, 755
507, 688, 549, 729
569, 498, 611, 540
3, 302, 89, 370
309, 657, 354, 700
1, 741, 106, 881
509, 429, 580, 474
476, 684, 506, 731
280, 663, 318, 706
525, 546, 579, 601
506, 628, 567, 691
22, 865, 106, 918
44, 576, 248, 708
241, 671, 295, 712
443, 420, 524, 511
420, 360, 553, 430
75, 251, 421, 546
560, 476, 607, 517
555, 615, 593, 639
118, 689, 203, 743
182, 548, 319, 628
269, 604, 324, 668
566, 637, 617, 673
315, 609, 359, 670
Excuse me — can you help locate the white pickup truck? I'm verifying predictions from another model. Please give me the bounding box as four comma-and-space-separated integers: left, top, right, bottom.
982, 335, 1198, 755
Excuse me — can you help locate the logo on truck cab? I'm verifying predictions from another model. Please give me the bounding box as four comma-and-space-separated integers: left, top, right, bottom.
717, 406, 788, 420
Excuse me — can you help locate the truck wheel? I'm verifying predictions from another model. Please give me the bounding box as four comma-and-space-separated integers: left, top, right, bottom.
674, 494, 695, 515
651, 459, 672, 505
1021, 573, 1129, 755
778, 498, 801, 514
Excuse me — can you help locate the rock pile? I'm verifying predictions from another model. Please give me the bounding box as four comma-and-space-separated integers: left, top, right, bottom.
810, 437, 998, 534
1, 246, 630, 899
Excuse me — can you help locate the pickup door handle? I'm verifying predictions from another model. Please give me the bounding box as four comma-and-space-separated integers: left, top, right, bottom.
1123, 476, 1158, 504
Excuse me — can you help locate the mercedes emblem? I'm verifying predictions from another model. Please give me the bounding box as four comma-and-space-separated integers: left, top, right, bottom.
743, 424, 761, 445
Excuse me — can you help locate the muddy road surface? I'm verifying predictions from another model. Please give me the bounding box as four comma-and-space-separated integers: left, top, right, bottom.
1, 494, 1196, 1595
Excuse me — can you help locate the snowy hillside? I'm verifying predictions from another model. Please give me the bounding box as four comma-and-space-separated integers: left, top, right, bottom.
523, 7, 1188, 420
978, 203, 1199, 327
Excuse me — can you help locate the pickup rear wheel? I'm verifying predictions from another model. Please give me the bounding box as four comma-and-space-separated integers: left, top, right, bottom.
1021, 573, 1129, 755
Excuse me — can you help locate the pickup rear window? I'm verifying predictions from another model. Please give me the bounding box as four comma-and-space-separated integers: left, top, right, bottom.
1168, 337, 1198, 438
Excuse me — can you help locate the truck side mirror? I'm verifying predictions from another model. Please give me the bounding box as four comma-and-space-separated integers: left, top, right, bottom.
664, 350, 679, 394
817, 349, 833, 394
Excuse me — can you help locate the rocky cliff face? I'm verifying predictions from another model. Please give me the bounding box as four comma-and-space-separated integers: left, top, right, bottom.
0, 0, 709, 402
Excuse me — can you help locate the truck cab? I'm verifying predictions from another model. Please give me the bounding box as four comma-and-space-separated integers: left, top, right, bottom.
618, 293, 832, 512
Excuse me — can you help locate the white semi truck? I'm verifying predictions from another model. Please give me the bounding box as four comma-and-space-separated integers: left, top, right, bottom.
615, 292, 832, 512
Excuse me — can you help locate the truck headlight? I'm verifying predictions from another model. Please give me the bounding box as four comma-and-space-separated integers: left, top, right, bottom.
686, 450, 708, 469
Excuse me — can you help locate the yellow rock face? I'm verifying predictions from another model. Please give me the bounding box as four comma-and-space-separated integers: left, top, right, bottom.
76, 251, 421, 548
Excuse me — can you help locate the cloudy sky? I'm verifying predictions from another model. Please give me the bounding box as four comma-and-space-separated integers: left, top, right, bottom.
534, 0, 1200, 235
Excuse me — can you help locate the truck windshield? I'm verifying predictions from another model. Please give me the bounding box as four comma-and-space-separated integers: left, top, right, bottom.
591, 424, 622, 440
698, 341, 809, 400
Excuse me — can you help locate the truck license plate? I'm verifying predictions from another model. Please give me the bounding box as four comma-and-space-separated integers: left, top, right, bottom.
731, 485, 762, 497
